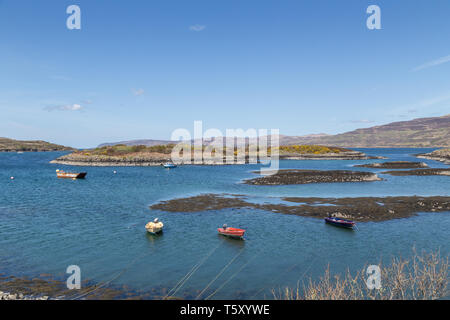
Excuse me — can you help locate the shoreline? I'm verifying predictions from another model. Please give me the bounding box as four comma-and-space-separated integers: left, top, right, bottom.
150, 193, 450, 222
381, 168, 450, 176
0, 273, 180, 300
48, 146, 384, 167
416, 148, 450, 165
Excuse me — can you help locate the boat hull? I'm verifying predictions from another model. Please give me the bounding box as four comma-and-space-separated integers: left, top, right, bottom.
57, 172, 87, 179
146, 228, 163, 235
324, 217, 355, 229
217, 228, 245, 239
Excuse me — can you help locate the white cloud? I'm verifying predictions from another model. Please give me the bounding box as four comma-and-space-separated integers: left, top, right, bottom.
189, 24, 206, 32
44, 104, 83, 112
412, 54, 450, 72
132, 88, 145, 96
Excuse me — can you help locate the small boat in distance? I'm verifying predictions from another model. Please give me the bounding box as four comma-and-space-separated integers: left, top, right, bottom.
145, 218, 164, 235
324, 217, 355, 229
163, 162, 177, 169
218, 224, 245, 239
56, 169, 87, 179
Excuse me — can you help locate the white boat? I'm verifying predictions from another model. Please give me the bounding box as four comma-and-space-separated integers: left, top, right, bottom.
163, 163, 177, 168
145, 218, 164, 234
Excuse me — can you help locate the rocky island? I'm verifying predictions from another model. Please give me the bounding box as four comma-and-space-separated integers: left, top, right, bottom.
381, 168, 450, 176
416, 148, 450, 165
149, 193, 450, 222
0, 137, 73, 152
244, 169, 382, 185
50, 144, 378, 166
354, 161, 429, 169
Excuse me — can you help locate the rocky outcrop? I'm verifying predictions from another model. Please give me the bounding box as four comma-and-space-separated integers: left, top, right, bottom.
0, 291, 49, 300
354, 161, 429, 169
417, 148, 450, 165
244, 169, 382, 185
381, 168, 450, 176
150, 193, 450, 222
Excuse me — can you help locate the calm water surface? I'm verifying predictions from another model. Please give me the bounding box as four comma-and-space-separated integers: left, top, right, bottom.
0, 148, 449, 298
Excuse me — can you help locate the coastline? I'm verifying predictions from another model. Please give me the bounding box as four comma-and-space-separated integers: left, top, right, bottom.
0, 273, 174, 300
49, 150, 382, 167
416, 148, 450, 165
150, 193, 450, 222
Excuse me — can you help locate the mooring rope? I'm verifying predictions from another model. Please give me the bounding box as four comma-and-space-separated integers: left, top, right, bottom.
204, 253, 259, 300
164, 240, 224, 299
195, 248, 245, 300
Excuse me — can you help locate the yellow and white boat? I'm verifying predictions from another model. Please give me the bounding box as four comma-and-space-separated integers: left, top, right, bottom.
145, 218, 164, 234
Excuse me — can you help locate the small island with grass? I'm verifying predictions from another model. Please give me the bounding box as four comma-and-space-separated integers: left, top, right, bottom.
275, 145, 382, 160
50, 144, 379, 166
0, 137, 74, 152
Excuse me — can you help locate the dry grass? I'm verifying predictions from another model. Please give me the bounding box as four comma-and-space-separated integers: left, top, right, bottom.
273, 249, 449, 300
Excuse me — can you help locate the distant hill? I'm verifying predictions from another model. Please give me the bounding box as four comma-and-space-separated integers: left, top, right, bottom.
98, 139, 174, 147
98, 114, 450, 148
292, 114, 450, 147
0, 137, 74, 152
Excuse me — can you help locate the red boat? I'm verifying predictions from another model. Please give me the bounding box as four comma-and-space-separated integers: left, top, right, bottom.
217, 225, 245, 239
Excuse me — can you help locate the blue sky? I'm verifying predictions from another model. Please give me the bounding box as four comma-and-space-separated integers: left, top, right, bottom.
1, 0, 449, 148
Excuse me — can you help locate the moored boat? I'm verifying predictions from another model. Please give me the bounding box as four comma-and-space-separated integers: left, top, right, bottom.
163, 163, 177, 169
217, 225, 245, 239
56, 169, 87, 179
145, 218, 164, 234
324, 216, 355, 229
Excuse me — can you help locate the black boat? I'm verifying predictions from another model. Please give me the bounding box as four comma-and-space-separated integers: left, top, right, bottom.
324, 217, 355, 229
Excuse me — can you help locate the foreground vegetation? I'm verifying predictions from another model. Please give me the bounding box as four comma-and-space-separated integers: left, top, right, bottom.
273, 249, 449, 300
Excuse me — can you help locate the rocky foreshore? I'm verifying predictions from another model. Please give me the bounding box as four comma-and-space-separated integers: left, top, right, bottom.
354, 161, 429, 169
381, 168, 450, 176
417, 148, 450, 165
150, 193, 450, 222
244, 169, 382, 185
0, 290, 50, 300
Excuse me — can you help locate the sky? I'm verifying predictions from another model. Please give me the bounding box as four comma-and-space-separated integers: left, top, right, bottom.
0, 0, 449, 148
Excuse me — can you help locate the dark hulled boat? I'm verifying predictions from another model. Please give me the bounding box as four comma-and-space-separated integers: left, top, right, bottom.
324, 217, 355, 229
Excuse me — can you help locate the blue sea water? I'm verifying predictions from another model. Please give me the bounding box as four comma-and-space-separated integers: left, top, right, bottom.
0, 148, 449, 299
